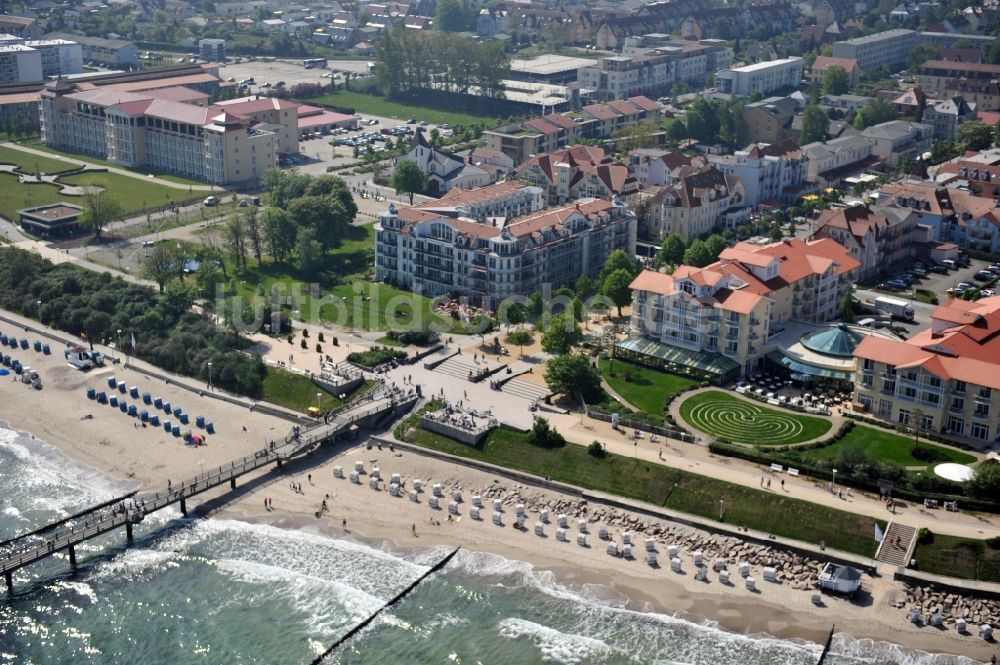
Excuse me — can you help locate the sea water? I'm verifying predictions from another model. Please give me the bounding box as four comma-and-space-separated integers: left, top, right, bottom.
0, 425, 982, 664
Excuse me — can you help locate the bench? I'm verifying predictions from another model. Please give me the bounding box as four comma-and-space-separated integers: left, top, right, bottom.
770, 463, 783, 473
788, 468, 799, 477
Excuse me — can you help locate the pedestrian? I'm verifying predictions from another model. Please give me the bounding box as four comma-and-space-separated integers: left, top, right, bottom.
412, 523, 416, 535
760, 475, 764, 487
342, 518, 347, 529
308, 474, 312, 484
264, 498, 268, 510
780, 479, 785, 490
766, 478, 771, 489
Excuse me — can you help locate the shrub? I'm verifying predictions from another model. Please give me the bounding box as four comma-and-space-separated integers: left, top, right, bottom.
302, 329, 309, 338
301, 339, 307, 349
916, 528, 934, 545
529, 417, 565, 449
316, 343, 322, 353
332, 337, 339, 346
318, 332, 325, 342
286, 334, 293, 344
588, 441, 606, 458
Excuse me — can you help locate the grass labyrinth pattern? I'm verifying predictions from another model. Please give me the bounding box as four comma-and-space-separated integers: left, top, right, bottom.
679, 390, 832, 445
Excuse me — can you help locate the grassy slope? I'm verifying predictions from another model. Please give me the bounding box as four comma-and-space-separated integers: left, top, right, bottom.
399, 414, 882, 557
679, 390, 833, 445
0, 145, 73, 173
16, 141, 208, 186
912, 534, 1000, 583
261, 366, 373, 412
799, 425, 977, 467
599, 358, 695, 414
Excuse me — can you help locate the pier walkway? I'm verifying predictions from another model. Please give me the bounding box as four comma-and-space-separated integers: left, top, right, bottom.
0, 387, 418, 593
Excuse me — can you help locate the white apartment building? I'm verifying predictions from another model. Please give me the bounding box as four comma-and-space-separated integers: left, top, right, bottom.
578, 38, 733, 100
40, 81, 276, 185
24, 39, 82, 77
802, 135, 876, 186
375, 188, 637, 308
832, 29, 915, 72
644, 165, 748, 242
860, 120, 933, 168
0, 44, 41, 83
710, 140, 808, 207
716, 57, 803, 98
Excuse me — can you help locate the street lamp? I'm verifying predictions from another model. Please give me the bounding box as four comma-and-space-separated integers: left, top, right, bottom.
316, 392, 322, 413
207, 361, 213, 389
36, 300, 41, 322
832, 468, 838, 494
719, 498, 725, 521
348, 333, 353, 352
116, 329, 122, 363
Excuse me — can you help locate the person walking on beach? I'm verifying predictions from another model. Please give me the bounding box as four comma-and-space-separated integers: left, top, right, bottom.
342, 518, 347, 530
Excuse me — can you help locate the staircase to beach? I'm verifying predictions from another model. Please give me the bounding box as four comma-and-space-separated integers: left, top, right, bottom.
875, 521, 917, 567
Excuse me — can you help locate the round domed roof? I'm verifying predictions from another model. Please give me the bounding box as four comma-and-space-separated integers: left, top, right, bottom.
800, 323, 864, 358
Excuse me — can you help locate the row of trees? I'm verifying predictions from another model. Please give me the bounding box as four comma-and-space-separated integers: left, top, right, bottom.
1, 247, 267, 397
374, 29, 510, 100
672, 97, 749, 149
929, 122, 1000, 165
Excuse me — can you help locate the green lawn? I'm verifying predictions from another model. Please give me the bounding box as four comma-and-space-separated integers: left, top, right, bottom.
599, 358, 696, 414
799, 425, 977, 467
0, 145, 77, 173
306, 90, 501, 126
223, 223, 448, 333
398, 411, 882, 557
0, 170, 199, 223
679, 390, 833, 445
912, 533, 1000, 583
17, 141, 208, 186
261, 365, 373, 413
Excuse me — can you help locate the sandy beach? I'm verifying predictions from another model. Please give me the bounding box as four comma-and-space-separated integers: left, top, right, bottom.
215, 444, 997, 663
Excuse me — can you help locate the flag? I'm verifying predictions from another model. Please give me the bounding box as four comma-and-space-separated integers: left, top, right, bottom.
130, 333, 136, 351
874, 523, 884, 543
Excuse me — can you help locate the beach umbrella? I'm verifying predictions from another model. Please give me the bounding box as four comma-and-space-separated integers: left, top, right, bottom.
0, 369, 8, 376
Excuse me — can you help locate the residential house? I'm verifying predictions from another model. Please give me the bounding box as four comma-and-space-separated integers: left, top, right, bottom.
943, 79, 1000, 113
832, 28, 916, 72
400, 129, 492, 196
644, 164, 747, 241
923, 96, 977, 140
716, 57, 804, 98
877, 180, 1000, 253
516, 145, 640, 207
743, 96, 799, 145
0, 15, 40, 40
810, 56, 860, 88
861, 120, 933, 168
627, 148, 707, 188
916, 61, 1000, 97
802, 135, 878, 187
710, 140, 809, 207
811, 204, 919, 279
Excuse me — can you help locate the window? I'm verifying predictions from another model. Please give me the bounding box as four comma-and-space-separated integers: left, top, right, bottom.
951, 397, 964, 411
863, 358, 875, 371
928, 376, 942, 388
947, 416, 964, 435
978, 387, 992, 400
971, 421, 990, 441
901, 386, 916, 400
898, 409, 910, 425
878, 399, 892, 418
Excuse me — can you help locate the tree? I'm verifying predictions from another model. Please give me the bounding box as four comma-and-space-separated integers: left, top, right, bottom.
854, 98, 895, 130
602, 269, 634, 317
657, 234, 687, 267
296, 227, 324, 273
540, 313, 582, 355
574, 275, 595, 299
80, 188, 123, 241
241, 207, 263, 265
260, 206, 297, 263
906, 43, 939, 72
956, 122, 993, 153
683, 238, 714, 267
507, 329, 534, 356
528, 416, 566, 448
800, 105, 829, 144
600, 249, 640, 282
822, 65, 850, 95
705, 233, 728, 259
986, 40, 1000, 66
261, 169, 310, 208
436, 0, 472, 31
222, 213, 248, 272
841, 290, 854, 323
929, 139, 958, 165
392, 160, 427, 205
611, 120, 662, 151
685, 97, 720, 143
544, 353, 602, 402
665, 118, 688, 145
287, 195, 349, 251
141, 245, 176, 292
525, 290, 544, 319
194, 260, 224, 300
968, 463, 1000, 503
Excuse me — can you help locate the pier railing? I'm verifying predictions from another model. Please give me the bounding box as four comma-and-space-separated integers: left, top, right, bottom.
0, 391, 419, 589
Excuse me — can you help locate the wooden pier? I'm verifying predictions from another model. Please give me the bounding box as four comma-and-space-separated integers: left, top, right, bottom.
0, 390, 418, 594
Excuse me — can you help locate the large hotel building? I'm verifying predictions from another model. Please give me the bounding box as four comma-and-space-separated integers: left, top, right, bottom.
375, 182, 636, 308
853, 297, 1000, 443
39, 80, 282, 184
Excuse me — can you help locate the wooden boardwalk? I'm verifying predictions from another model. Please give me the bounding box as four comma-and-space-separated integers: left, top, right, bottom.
0, 389, 418, 593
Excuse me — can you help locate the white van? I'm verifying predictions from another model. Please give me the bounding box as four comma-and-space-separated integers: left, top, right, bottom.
203, 196, 218, 207
941, 259, 957, 270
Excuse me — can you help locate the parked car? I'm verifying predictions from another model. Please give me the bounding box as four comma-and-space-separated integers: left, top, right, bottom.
203, 196, 218, 207
912, 267, 928, 277
975, 271, 994, 281
981, 289, 995, 297
929, 263, 949, 274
